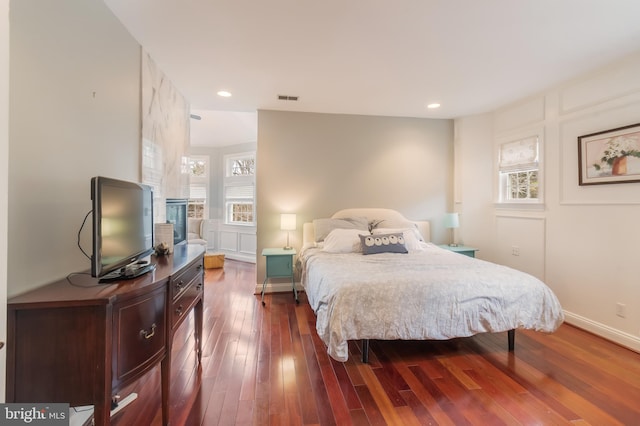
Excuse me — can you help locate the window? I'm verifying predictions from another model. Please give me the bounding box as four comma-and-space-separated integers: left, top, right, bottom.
225, 185, 254, 224
224, 152, 255, 225
506, 170, 538, 199
229, 157, 255, 176
188, 156, 208, 218
498, 136, 541, 203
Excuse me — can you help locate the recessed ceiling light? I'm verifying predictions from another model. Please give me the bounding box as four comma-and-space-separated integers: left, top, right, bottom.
427, 103, 441, 109
217, 90, 232, 97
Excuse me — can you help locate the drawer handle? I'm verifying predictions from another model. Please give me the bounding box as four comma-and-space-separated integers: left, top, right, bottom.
175, 305, 184, 316
140, 323, 156, 340
176, 280, 184, 290
196, 283, 203, 290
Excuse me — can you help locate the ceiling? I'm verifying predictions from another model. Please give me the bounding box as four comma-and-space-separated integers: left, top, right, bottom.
104, 0, 640, 146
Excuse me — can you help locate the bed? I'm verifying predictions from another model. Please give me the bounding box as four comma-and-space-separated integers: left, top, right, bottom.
299, 208, 564, 362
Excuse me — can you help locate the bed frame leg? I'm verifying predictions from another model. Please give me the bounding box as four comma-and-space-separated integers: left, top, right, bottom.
508, 329, 515, 351
361, 339, 369, 363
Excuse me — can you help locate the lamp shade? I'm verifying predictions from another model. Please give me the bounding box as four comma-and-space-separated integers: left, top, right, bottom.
444, 213, 459, 229
280, 213, 297, 231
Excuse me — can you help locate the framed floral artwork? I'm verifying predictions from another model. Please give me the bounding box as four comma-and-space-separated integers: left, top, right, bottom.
578, 123, 640, 185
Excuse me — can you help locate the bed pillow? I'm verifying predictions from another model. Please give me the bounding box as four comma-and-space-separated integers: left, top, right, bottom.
372, 221, 425, 241
359, 232, 408, 255
372, 227, 425, 252
322, 228, 365, 253
313, 217, 369, 242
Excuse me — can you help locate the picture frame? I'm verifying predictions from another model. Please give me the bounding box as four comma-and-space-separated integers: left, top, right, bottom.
578, 123, 640, 186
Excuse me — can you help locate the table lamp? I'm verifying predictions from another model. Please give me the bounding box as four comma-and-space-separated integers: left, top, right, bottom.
444, 213, 459, 247
280, 213, 296, 250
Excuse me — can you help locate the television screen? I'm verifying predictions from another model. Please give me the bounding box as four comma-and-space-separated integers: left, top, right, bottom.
91, 176, 155, 282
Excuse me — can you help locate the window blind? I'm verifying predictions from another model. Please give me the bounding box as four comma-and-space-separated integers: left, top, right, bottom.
225, 185, 254, 199
499, 136, 539, 172
189, 184, 207, 200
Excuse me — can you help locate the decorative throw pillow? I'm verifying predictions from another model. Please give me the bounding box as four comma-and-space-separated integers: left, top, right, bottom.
372, 228, 425, 252
359, 232, 408, 255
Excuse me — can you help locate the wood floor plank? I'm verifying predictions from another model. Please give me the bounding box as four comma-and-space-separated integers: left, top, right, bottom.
330, 357, 362, 410
387, 354, 456, 425
357, 362, 408, 425
394, 405, 422, 426
309, 330, 353, 425
110, 259, 640, 425
465, 368, 567, 425
354, 385, 387, 426
285, 301, 321, 425
480, 337, 621, 425
436, 356, 481, 391
300, 333, 338, 425
398, 389, 438, 425
514, 338, 640, 423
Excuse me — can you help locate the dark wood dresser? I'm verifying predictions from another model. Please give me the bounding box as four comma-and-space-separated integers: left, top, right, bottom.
6, 244, 205, 426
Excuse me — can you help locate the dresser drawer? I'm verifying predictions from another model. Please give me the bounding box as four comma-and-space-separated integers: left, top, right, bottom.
112, 286, 166, 388
171, 276, 203, 330
171, 260, 203, 299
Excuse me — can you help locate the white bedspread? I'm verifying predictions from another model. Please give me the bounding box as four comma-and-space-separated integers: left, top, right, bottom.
300, 243, 564, 362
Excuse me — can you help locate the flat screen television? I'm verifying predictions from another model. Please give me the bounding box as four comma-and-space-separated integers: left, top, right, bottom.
91, 176, 156, 282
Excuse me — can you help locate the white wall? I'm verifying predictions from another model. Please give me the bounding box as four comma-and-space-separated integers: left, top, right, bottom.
257, 110, 453, 286
8, 0, 141, 296
456, 51, 640, 352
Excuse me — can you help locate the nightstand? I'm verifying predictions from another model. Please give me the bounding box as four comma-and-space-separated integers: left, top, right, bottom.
261, 248, 297, 306
438, 244, 478, 258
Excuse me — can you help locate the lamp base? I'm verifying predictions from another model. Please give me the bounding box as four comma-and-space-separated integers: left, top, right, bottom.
448, 243, 459, 247
283, 246, 293, 250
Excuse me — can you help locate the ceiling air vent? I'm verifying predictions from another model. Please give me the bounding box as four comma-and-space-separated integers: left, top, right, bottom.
277, 95, 299, 101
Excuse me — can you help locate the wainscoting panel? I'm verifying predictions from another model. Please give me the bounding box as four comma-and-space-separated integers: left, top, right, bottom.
239, 232, 257, 255
218, 227, 256, 263
558, 102, 640, 205
219, 231, 238, 251
559, 53, 640, 115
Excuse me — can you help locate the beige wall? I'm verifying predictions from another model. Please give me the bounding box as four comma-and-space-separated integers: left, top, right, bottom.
8, 0, 141, 296
256, 110, 453, 285
456, 51, 640, 353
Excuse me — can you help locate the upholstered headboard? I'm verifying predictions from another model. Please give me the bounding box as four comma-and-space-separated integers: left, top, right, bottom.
302, 208, 430, 245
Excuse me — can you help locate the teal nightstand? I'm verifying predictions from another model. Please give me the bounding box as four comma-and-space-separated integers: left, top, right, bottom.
261, 248, 297, 306
438, 244, 478, 258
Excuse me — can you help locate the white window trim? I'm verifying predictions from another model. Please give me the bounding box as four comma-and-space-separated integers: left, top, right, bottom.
188, 155, 209, 219
223, 152, 256, 225
494, 127, 545, 206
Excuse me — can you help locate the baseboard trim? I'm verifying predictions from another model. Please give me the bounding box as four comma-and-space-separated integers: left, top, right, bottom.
563, 310, 640, 353
255, 282, 303, 295
222, 252, 256, 263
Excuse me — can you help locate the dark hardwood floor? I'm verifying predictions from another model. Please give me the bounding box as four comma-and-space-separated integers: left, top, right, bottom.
112, 259, 640, 425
